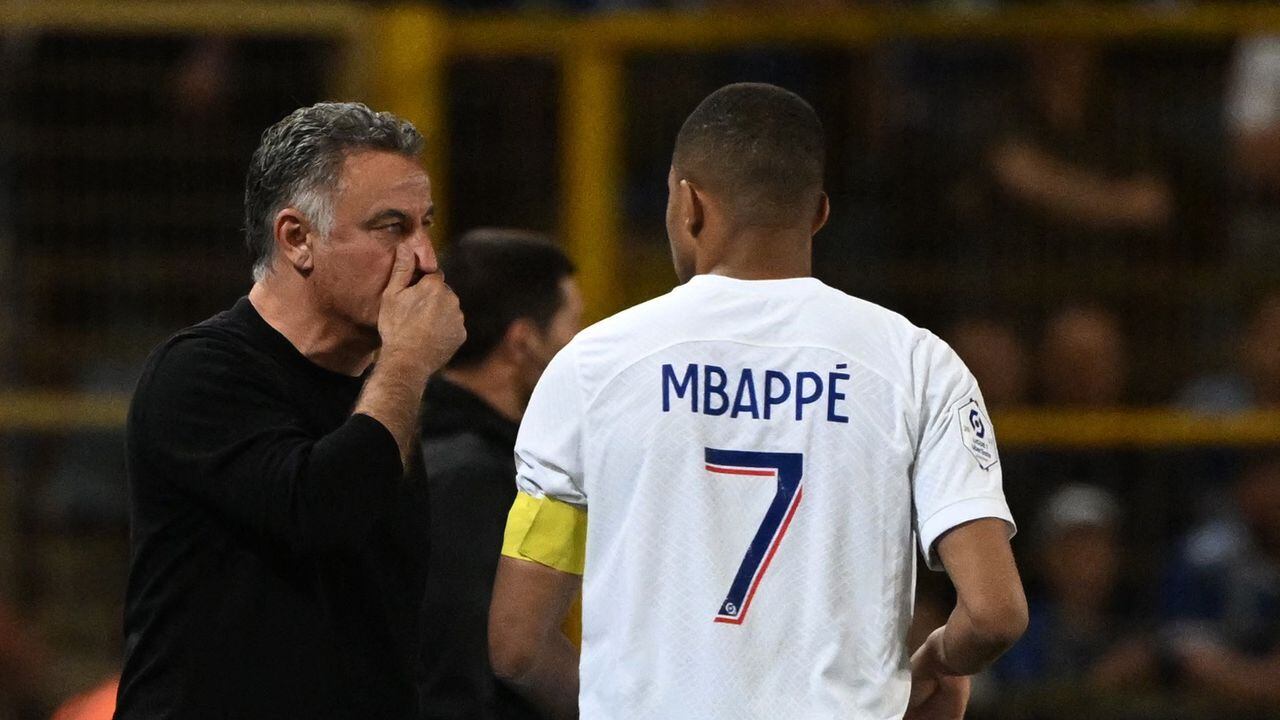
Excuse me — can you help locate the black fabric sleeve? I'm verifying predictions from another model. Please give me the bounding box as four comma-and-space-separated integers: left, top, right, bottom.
129, 335, 404, 555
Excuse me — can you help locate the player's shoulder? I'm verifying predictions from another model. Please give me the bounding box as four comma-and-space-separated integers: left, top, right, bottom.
565, 287, 689, 353
807, 284, 947, 369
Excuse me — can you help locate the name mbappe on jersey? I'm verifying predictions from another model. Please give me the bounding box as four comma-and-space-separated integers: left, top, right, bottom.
660, 362, 851, 422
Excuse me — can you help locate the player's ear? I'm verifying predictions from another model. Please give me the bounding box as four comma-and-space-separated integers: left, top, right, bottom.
275, 207, 315, 274
811, 192, 830, 236
681, 179, 704, 238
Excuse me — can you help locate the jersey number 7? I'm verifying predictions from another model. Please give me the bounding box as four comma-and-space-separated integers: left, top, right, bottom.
705, 448, 804, 625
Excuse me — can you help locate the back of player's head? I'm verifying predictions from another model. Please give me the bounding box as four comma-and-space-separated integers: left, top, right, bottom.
442, 229, 576, 368
244, 101, 424, 282
672, 83, 825, 228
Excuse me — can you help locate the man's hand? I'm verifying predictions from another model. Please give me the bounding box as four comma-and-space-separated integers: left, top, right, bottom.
905, 627, 970, 720
354, 244, 465, 464
377, 243, 466, 378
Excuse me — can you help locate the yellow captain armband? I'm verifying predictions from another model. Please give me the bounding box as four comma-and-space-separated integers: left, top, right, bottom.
501, 492, 587, 576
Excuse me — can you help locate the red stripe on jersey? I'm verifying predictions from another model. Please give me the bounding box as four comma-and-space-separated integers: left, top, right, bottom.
735, 486, 804, 623
705, 465, 776, 477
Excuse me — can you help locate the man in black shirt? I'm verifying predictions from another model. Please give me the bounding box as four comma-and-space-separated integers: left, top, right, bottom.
116, 102, 466, 719
418, 230, 580, 720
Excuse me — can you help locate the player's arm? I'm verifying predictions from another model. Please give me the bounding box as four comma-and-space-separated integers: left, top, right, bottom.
923, 517, 1028, 675
906, 334, 1026, 720
489, 492, 586, 720
490, 555, 581, 720
906, 519, 1026, 720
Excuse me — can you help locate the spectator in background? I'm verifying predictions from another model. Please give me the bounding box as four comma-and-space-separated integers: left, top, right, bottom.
968, 41, 1175, 274
946, 317, 1030, 408
1182, 288, 1280, 412
1160, 454, 1280, 714
1225, 37, 1280, 281
992, 484, 1154, 690
1040, 305, 1127, 408
1027, 306, 1135, 524
418, 230, 581, 720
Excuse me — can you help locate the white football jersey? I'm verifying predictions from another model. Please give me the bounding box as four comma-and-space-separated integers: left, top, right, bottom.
513, 274, 1014, 720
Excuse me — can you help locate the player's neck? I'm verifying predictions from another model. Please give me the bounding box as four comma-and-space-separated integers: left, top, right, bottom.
441, 363, 525, 423
700, 228, 812, 280
249, 279, 377, 377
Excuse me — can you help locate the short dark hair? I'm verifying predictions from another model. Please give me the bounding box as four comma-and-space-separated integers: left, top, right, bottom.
243, 102, 424, 281
443, 229, 576, 368
672, 83, 825, 227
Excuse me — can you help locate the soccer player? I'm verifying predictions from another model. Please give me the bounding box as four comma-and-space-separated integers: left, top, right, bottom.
488, 83, 1028, 720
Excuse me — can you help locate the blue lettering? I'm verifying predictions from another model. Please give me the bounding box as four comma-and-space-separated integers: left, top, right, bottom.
704, 364, 729, 416
731, 369, 760, 419
662, 363, 698, 412
764, 371, 791, 420
795, 372, 823, 420
827, 366, 850, 423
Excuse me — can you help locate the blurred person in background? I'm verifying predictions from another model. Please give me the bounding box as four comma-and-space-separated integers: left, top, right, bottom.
115, 102, 465, 719
1159, 454, 1280, 715
1224, 36, 1280, 282
1039, 304, 1128, 409
945, 317, 1030, 409
991, 484, 1155, 691
418, 230, 580, 720
966, 40, 1176, 278
1028, 305, 1134, 516
1181, 288, 1280, 412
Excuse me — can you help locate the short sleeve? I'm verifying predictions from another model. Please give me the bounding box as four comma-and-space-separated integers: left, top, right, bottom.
911, 333, 1015, 571
513, 344, 588, 506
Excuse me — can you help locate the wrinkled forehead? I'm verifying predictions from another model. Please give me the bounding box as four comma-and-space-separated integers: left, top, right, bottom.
333, 150, 431, 211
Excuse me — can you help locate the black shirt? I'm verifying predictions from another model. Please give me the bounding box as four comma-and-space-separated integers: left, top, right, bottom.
116, 297, 431, 720
418, 376, 542, 720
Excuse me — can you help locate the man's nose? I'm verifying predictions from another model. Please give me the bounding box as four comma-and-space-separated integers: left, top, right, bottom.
409, 227, 438, 274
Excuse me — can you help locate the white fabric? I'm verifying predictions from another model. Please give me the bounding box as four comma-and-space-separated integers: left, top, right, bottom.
514, 274, 1015, 720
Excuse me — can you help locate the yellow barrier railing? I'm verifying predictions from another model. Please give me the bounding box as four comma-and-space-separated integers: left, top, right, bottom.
2, 392, 1279, 449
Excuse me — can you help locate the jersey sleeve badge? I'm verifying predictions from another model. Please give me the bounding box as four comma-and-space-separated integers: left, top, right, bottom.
956, 398, 999, 470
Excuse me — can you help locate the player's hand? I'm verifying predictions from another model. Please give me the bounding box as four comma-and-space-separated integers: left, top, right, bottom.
905, 628, 970, 720
377, 243, 466, 377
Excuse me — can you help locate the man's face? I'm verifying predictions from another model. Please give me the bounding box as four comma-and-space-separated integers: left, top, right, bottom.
309, 150, 436, 338
665, 167, 697, 283
1045, 525, 1119, 610
521, 277, 584, 391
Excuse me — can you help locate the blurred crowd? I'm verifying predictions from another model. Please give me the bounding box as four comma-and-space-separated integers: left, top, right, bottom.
931, 296, 1280, 720
2, 1, 1280, 719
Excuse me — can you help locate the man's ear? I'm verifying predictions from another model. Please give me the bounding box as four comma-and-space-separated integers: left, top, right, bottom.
681, 179, 704, 239
812, 192, 830, 236
274, 207, 315, 274
502, 318, 541, 364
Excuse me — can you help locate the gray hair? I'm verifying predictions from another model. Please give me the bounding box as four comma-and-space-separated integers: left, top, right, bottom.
243, 102, 424, 282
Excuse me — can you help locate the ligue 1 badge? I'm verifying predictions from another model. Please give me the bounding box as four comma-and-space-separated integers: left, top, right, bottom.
957, 399, 999, 470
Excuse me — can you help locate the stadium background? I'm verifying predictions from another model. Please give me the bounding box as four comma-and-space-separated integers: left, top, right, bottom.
2, 1, 1280, 718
